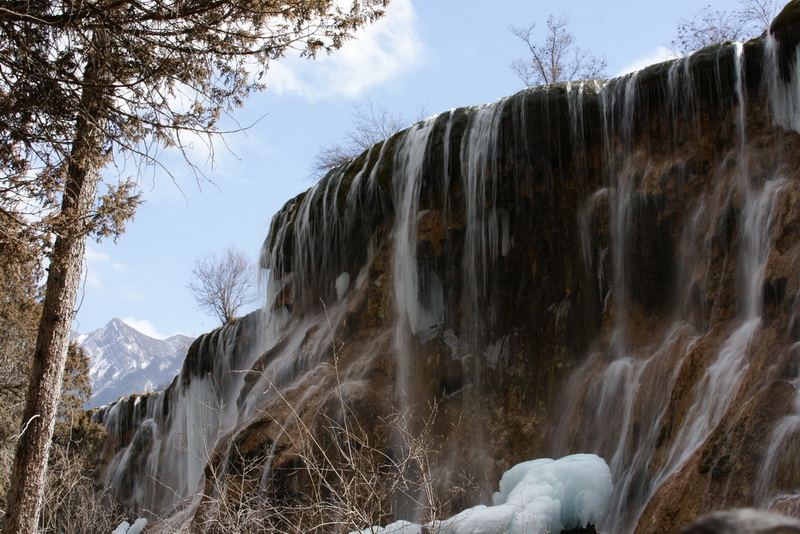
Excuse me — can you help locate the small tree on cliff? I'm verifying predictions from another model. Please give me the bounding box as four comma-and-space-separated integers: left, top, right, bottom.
312, 93, 428, 175
510, 13, 607, 87
0, 2, 387, 532
672, 0, 778, 54
189, 246, 257, 325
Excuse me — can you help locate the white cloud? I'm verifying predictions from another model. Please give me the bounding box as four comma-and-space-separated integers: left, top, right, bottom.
85, 271, 104, 289
616, 46, 677, 77
266, 0, 424, 100
81, 247, 132, 289
85, 247, 110, 264
122, 317, 166, 340
84, 247, 109, 288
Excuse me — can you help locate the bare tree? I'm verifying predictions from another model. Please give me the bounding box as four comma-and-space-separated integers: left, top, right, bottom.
0, 2, 386, 532
510, 13, 607, 87
672, 0, 778, 54
189, 247, 257, 325
312, 93, 428, 176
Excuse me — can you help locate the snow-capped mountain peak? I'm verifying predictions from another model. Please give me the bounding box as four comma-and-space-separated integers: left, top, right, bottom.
78, 318, 195, 408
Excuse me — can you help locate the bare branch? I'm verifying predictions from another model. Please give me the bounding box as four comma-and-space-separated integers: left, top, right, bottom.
510, 13, 607, 87
311, 93, 428, 177
188, 246, 257, 324
672, 0, 778, 54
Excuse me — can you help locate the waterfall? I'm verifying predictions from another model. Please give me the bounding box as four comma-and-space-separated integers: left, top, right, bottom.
758, 371, 800, 508
94, 312, 271, 516
752, 28, 800, 514
95, 13, 800, 532
551, 32, 797, 534
605, 71, 640, 357
647, 47, 785, 494
392, 117, 441, 407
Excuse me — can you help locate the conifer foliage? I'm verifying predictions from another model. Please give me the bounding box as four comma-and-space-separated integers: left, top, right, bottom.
0, 1, 387, 532
0, 215, 94, 527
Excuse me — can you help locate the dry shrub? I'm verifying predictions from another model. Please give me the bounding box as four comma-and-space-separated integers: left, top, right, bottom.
189, 389, 457, 533
38, 445, 123, 533
37, 412, 125, 533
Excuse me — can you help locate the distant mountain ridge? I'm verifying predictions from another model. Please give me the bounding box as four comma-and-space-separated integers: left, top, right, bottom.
77, 318, 194, 409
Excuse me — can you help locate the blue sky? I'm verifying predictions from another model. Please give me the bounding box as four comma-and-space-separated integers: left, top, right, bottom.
74, 0, 761, 339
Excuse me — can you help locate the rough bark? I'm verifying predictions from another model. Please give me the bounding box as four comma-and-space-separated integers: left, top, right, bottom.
2, 34, 112, 534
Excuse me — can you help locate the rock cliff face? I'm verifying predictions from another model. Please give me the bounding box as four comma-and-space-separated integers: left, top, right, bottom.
95, 3, 800, 532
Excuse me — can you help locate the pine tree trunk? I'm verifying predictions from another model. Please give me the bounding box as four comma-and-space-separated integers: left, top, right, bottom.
2, 34, 111, 534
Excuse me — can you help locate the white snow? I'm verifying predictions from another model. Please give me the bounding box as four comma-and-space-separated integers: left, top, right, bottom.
111, 518, 147, 534
351, 454, 612, 534
351, 520, 421, 533
128, 517, 148, 534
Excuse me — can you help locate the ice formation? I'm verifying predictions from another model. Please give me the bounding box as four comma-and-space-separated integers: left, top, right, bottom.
351, 454, 612, 534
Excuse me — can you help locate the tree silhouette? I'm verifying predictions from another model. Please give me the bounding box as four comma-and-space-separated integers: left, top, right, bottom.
510, 13, 607, 87
672, 0, 777, 54
312, 93, 427, 176
189, 247, 257, 324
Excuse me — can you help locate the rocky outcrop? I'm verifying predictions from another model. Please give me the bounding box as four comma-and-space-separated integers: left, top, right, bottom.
95, 3, 800, 532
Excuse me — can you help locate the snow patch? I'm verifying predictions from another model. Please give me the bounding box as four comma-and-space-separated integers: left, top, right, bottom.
111, 518, 147, 534
351, 520, 420, 534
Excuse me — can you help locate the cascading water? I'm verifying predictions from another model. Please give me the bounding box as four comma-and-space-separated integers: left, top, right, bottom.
392, 117, 441, 407
641, 48, 787, 499
605, 71, 640, 357
96, 7, 800, 532
551, 27, 799, 534
94, 312, 272, 516
749, 25, 800, 514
